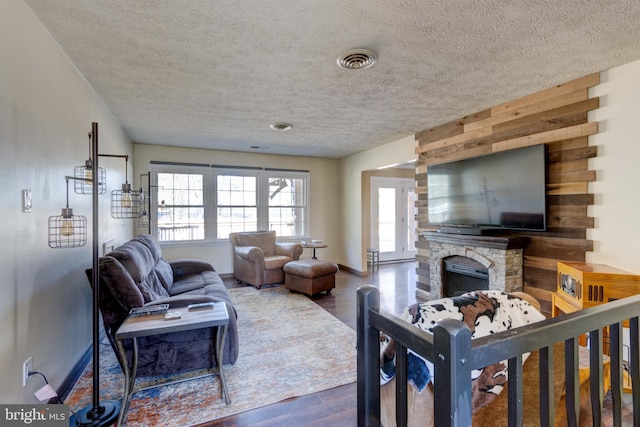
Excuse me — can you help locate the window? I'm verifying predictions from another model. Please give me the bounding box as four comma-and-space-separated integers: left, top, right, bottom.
156, 171, 206, 242
151, 164, 309, 243
267, 174, 306, 237
216, 174, 258, 238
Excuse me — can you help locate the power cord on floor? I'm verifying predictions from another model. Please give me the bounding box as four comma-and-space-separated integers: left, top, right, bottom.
28, 370, 76, 416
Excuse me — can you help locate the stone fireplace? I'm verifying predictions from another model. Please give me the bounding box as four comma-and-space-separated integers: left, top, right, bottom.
422, 232, 529, 301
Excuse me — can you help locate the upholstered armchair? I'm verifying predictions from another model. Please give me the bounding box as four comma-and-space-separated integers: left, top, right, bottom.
229, 231, 303, 289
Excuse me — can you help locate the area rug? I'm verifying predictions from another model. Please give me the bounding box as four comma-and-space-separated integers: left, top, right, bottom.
64, 286, 357, 426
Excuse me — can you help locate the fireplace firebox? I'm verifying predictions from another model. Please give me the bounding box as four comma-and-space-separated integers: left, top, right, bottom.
443, 256, 489, 297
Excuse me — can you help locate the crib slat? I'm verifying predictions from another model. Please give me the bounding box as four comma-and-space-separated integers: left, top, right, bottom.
539, 345, 555, 427
508, 355, 524, 425
356, 286, 381, 427
396, 344, 408, 427
565, 337, 580, 426
588, 328, 603, 427
609, 322, 623, 427
433, 318, 472, 427
630, 317, 640, 426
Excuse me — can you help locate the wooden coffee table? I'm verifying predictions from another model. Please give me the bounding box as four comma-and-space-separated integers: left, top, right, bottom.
114, 302, 230, 426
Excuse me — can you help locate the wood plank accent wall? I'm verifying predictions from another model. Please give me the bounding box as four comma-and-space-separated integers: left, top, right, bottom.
414, 73, 600, 313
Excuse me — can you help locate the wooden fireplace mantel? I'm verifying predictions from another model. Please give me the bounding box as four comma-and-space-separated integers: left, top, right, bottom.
422, 231, 529, 250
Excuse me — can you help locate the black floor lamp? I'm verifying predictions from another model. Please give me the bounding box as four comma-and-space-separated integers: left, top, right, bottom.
49, 122, 122, 426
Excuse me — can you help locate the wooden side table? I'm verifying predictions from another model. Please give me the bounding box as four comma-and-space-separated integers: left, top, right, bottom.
114, 303, 230, 426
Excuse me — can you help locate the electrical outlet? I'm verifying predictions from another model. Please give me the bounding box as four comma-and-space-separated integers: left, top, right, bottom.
23, 357, 32, 387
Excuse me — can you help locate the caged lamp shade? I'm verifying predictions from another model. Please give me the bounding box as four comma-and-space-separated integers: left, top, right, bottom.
48, 208, 87, 248
107, 154, 143, 218
74, 161, 106, 195
110, 183, 143, 218
48, 176, 88, 248
74, 133, 106, 195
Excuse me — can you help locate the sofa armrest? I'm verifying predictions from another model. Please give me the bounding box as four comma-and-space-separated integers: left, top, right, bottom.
170, 259, 215, 280
275, 242, 303, 260
144, 294, 217, 308
234, 246, 264, 261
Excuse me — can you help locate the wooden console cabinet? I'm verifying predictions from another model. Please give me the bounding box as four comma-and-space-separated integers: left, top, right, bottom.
552, 261, 640, 315
552, 261, 640, 392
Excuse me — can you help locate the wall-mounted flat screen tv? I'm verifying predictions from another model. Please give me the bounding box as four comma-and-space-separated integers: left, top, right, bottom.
427, 145, 546, 232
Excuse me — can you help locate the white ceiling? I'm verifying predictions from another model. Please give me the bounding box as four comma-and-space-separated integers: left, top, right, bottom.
24, 0, 640, 158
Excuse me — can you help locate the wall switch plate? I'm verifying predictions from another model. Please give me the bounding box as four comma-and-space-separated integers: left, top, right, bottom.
102, 239, 115, 255
23, 357, 32, 387
22, 190, 32, 213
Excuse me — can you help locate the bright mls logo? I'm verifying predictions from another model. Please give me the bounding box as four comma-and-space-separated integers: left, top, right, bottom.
0, 405, 68, 426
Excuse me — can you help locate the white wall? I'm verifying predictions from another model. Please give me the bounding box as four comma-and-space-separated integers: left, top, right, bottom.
0, 0, 132, 403
132, 144, 341, 273
338, 135, 416, 272
588, 59, 640, 273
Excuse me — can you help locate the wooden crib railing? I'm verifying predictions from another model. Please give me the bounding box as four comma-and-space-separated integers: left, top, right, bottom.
356, 285, 640, 427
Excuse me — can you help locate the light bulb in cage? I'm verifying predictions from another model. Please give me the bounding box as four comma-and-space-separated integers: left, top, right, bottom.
122, 192, 132, 208
60, 219, 74, 236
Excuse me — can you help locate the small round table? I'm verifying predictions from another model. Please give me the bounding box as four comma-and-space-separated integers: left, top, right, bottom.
301, 242, 328, 259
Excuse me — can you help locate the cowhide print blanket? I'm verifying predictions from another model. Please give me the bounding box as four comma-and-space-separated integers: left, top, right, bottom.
380, 291, 545, 413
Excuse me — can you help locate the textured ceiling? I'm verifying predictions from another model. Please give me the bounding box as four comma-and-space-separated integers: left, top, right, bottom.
24, 0, 640, 158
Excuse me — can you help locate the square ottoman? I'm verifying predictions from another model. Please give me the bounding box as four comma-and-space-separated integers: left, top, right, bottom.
283, 259, 338, 296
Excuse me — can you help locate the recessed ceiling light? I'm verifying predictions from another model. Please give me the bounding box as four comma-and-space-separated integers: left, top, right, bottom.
270, 123, 292, 132
337, 48, 377, 70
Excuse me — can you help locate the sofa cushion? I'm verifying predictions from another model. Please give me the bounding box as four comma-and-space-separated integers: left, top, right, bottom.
133, 234, 174, 291
154, 258, 174, 291
237, 232, 275, 256
170, 274, 206, 295
134, 234, 162, 262
99, 257, 145, 310
108, 238, 171, 303
137, 270, 171, 303
264, 255, 291, 270
171, 271, 225, 296
109, 240, 155, 283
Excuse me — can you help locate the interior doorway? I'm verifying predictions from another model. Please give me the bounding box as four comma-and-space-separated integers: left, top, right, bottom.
370, 177, 417, 262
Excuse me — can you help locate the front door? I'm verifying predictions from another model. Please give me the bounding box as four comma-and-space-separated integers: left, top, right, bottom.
370, 177, 417, 262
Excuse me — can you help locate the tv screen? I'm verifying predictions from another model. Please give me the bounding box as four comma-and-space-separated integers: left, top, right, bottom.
427, 145, 546, 231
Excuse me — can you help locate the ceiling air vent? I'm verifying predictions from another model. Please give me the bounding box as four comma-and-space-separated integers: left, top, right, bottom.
270, 123, 292, 132
337, 48, 377, 70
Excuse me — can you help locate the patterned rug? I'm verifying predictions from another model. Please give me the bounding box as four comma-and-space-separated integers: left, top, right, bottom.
65, 286, 357, 426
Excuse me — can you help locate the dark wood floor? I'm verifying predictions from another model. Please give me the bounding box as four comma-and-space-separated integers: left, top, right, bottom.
201, 262, 633, 427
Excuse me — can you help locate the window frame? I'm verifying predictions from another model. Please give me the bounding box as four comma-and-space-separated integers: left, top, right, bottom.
151, 165, 213, 243
150, 164, 310, 244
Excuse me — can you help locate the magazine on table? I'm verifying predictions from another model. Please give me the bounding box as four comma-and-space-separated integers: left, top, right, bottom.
128, 304, 169, 318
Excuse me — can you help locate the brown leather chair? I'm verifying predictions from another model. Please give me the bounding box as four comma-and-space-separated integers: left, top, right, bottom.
229, 231, 303, 289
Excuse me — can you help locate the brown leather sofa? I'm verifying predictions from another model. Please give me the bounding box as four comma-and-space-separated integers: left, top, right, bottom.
229, 230, 303, 289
